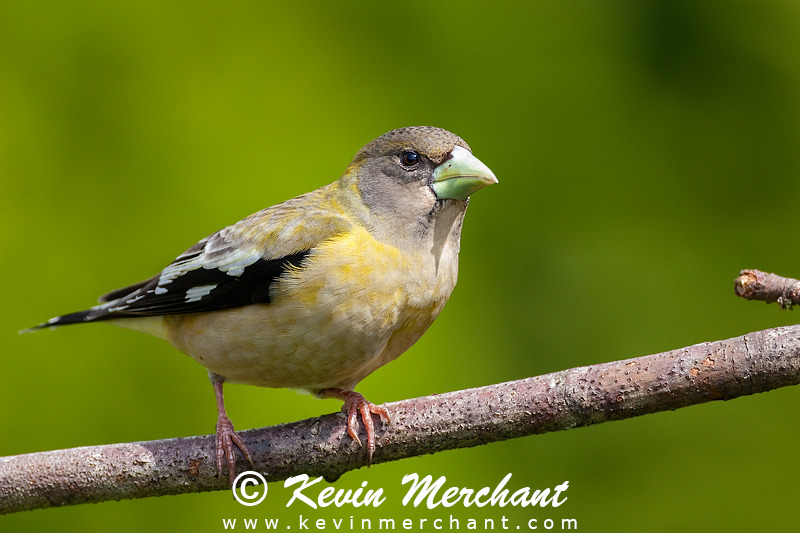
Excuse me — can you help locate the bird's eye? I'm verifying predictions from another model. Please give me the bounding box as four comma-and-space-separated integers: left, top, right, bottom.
401, 151, 420, 167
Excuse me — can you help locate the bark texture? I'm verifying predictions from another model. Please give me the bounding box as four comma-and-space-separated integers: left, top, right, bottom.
735, 269, 800, 309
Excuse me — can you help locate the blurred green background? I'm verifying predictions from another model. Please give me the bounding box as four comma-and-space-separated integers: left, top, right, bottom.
2, 0, 800, 531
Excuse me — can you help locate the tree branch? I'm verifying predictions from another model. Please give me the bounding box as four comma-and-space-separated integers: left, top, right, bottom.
735, 269, 800, 309
3, 320, 800, 514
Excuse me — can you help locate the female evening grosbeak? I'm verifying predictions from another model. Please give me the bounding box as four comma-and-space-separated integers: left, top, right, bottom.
24, 126, 497, 483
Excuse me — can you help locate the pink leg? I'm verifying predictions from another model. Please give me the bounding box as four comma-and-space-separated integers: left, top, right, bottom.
212, 377, 253, 484
322, 389, 390, 464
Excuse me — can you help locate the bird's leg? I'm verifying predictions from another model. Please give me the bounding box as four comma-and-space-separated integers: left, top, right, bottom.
210, 372, 253, 484
321, 388, 390, 465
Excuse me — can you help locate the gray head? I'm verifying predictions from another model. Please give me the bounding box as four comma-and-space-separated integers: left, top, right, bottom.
340, 126, 497, 248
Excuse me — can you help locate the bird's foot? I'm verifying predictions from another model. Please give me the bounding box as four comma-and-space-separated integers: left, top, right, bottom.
215, 414, 253, 485
323, 389, 390, 465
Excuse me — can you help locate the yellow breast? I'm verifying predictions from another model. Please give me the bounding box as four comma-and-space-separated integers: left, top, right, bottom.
159, 224, 459, 391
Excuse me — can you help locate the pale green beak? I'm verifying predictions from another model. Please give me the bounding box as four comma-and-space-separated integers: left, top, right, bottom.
431, 145, 498, 200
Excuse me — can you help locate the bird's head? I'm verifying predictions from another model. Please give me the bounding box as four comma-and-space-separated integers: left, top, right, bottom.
340, 126, 497, 246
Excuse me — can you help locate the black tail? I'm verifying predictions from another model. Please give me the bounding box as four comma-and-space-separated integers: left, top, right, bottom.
20, 307, 115, 334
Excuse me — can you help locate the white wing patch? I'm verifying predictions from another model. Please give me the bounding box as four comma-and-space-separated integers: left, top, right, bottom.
157, 259, 202, 290
185, 284, 218, 303
203, 247, 262, 276
154, 241, 262, 296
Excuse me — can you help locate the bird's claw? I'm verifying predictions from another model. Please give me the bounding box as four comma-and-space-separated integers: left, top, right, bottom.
215, 414, 253, 485
339, 391, 390, 465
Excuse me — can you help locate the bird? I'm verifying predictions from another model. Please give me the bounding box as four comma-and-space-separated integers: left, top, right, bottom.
23, 126, 497, 483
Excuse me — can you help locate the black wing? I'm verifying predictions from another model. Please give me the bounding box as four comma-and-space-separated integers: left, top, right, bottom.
24, 185, 351, 332
29, 250, 310, 329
